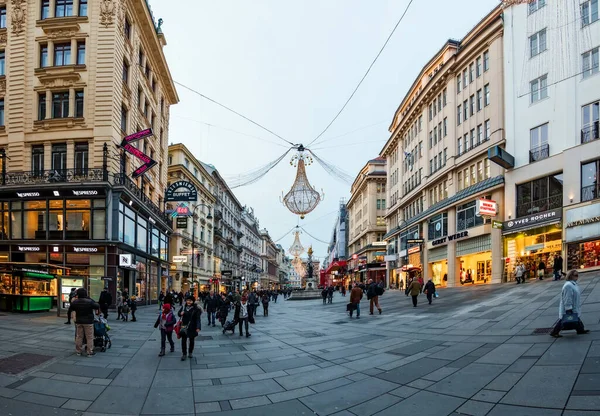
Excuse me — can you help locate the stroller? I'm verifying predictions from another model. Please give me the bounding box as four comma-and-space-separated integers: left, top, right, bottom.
93, 316, 112, 352
222, 319, 237, 334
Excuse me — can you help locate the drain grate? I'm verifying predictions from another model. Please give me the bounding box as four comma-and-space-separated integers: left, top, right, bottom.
532, 327, 553, 335
0, 353, 53, 375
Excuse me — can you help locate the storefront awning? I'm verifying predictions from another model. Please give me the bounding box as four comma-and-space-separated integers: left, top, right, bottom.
325, 260, 347, 274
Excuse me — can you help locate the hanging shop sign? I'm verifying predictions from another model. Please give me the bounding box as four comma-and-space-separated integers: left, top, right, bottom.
502, 208, 562, 233
176, 217, 188, 229
408, 245, 421, 254
120, 129, 157, 179
431, 231, 469, 247
372, 241, 387, 247
165, 181, 198, 202
172, 256, 187, 263
119, 254, 133, 267
492, 220, 503, 229
476, 199, 498, 217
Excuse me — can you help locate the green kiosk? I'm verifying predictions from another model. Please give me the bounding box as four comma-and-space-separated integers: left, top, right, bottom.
0, 264, 66, 312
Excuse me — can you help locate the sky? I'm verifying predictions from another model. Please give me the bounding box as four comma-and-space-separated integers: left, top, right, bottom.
150, 0, 501, 261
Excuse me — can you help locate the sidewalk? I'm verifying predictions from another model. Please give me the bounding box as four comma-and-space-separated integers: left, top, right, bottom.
0, 276, 599, 415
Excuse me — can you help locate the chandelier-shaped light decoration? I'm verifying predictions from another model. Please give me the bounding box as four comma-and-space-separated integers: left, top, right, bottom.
282, 150, 323, 219
288, 229, 305, 258
292, 256, 306, 276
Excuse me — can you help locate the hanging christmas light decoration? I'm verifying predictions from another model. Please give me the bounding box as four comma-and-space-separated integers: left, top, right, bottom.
281, 146, 323, 219
288, 228, 305, 258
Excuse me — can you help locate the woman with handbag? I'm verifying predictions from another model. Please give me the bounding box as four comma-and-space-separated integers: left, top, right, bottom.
550, 269, 590, 338
177, 295, 202, 361
155, 303, 176, 356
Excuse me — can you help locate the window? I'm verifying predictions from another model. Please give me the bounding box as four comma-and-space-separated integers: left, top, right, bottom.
429, 104, 433, 121
124, 18, 131, 40
457, 75, 461, 93
582, 0, 599, 26
122, 60, 129, 82
0, 7, 5, 29
463, 100, 468, 120
0, 51, 4, 76
443, 148, 447, 165
120, 105, 128, 132
137, 86, 143, 109
75, 90, 84, 117
484, 84, 490, 106
433, 126, 437, 144
485, 120, 491, 140
469, 63, 474, 83
138, 49, 144, 66
530, 74, 548, 103
434, 155, 438, 170
74, 143, 88, 175
55, 0, 74, 17
476, 57, 482, 77
443, 89, 447, 106
458, 136, 462, 155
145, 64, 151, 79
457, 200, 485, 232
41, 0, 50, 19
79, 0, 88, 16
40, 44, 49, 68
429, 159, 433, 174
582, 101, 599, 143
144, 102, 150, 119
530, 29, 547, 58
419, 141, 423, 158
477, 89, 482, 111
463, 69, 468, 87
54, 43, 71, 66
457, 105, 462, 125
516, 173, 563, 218
457, 171, 463, 190
437, 95, 442, 112
470, 95, 475, 116
464, 134, 469, 153
0, 99, 3, 126
52, 92, 69, 118
443, 118, 447, 136
428, 213, 448, 240
483, 50, 489, 71
76, 42, 85, 65
32, 145, 44, 176
38, 93, 47, 120
582, 47, 599, 79
529, 0, 546, 14
470, 129, 475, 148
429, 131, 433, 148
51, 143, 67, 173
530, 123, 549, 162
477, 124, 483, 145
581, 159, 600, 201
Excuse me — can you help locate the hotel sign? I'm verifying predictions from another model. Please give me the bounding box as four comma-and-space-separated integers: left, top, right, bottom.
503, 208, 562, 233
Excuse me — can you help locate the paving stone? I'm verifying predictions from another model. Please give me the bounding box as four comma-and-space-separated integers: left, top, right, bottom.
374, 391, 465, 416
455, 399, 495, 416
195, 402, 221, 413
430, 363, 506, 399
580, 357, 600, 374
501, 365, 580, 408
422, 366, 460, 382
0, 386, 22, 398
285, 364, 321, 375
311, 376, 354, 393
347, 372, 370, 381
152, 369, 192, 388
52, 374, 93, 384
485, 372, 524, 392
574, 373, 600, 390
192, 364, 263, 379
388, 340, 444, 356
448, 355, 480, 369
387, 385, 420, 398
249, 370, 288, 381
475, 343, 532, 365
87, 385, 149, 415
505, 358, 537, 373
487, 404, 562, 416
275, 365, 353, 390
471, 389, 506, 403
566, 395, 600, 410
141, 387, 195, 414
16, 377, 104, 401
200, 400, 314, 415
268, 387, 314, 403
0, 398, 81, 416
229, 395, 271, 409
30, 371, 56, 379
348, 392, 402, 416
14, 391, 69, 407
43, 363, 114, 379
429, 343, 485, 361
62, 399, 92, 411
376, 358, 450, 385
219, 400, 232, 411
257, 356, 320, 373
537, 341, 591, 366
220, 375, 252, 385
193, 379, 283, 402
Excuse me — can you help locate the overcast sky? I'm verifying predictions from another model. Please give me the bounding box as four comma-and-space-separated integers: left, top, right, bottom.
151, 0, 500, 261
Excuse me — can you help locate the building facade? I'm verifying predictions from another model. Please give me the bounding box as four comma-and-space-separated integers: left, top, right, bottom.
382, 6, 505, 288
0, 0, 178, 310
322, 199, 350, 287
240, 206, 262, 289
167, 144, 215, 293
347, 157, 388, 283
502, 0, 600, 276
260, 229, 278, 288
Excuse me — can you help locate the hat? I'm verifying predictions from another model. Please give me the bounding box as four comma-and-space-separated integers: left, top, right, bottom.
186, 295, 195, 302
162, 304, 171, 311
76, 288, 87, 298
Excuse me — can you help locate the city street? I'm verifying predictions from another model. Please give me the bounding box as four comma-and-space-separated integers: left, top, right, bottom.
1, 275, 600, 416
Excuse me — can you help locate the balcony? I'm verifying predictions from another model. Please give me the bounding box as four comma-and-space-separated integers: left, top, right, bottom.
113, 173, 170, 224
214, 209, 223, 220
529, 143, 549, 163
4, 168, 107, 186
582, 185, 599, 203
581, 122, 599, 144
516, 194, 562, 218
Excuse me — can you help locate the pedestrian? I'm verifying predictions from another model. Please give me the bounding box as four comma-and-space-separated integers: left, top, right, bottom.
321, 288, 328, 305
177, 295, 202, 361
70, 288, 100, 357
164, 290, 174, 307
205, 291, 218, 327
327, 286, 334, 304
120, 293, 130, 321
538, 259, 546, 280
98, 287, 112, 319
64, 288, 77, 324
407, 277, 422, 307
550, 269, 590, 338
261, 293, 270, 316
234, 295, 251, 338
274, 291, 278, 303
341, 285, 346, 297
366, 279, 382, 315
424, 279, 436, 305
129, 296, 137, 321
158, 290, 165, 310
155, 303, 176, 356
218, 293, 230, 327
349, 283, 363, 319
248, 290, 258, 319
515, 262, 524, 284
116, 290, 124, 320
399, 279, 404, 291
553, 254, 563, 281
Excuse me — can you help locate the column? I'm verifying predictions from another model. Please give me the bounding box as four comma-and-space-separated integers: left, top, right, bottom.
68, 88, 75, 117
70, 38, 77, 65
66, 140, 75, 169
446, 212, 457, 288
491, 188, 505, 284
48, 41, 55, 67
45, 91, 52, 119
73, 0, 80, 16
49, 0, 56, 18
44, 143, 52, 172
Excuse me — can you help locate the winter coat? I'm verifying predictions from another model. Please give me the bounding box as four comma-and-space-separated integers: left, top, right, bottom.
261, 294, 270, 305
538, 261, 545, 271
424, 281, 436, 296
205, 295, 219, 312
99, 290, 112, 306
70, 298, 100, 325
234, 301, 250, 321
164, 293, 174, 305
553, 256, 563, 272
559, 281, 582, 319
350, 287, 363, 304
154, 311, 176, 332
178, 304, 202, 338
408, 280, 422, 296
366, 283, 378, 300
321, 289, 328, 298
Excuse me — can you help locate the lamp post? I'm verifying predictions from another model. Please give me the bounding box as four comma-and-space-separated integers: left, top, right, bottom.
190, 203, 212, 298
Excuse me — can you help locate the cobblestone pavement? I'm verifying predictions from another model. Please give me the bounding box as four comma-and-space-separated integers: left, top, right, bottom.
1, 274, 600, 415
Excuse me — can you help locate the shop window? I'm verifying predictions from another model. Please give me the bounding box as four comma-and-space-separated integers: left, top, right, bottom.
581, 158, 600, 202
456, 199, 487, 232
516, 173, 563, 218
428, 213, 448, 240
65, 199, 91, 240
137, 217, 147, 252
124, 215, 135, 246
23, 200, 47, 239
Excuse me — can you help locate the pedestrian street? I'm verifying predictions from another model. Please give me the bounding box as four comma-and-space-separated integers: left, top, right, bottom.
1, 274, 600, 416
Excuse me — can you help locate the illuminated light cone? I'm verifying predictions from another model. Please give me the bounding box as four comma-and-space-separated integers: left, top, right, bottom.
288, 230, 305, 258
282, 156, 323, 219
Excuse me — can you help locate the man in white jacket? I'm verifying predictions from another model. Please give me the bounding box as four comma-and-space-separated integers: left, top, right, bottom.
550, 270, 590, 338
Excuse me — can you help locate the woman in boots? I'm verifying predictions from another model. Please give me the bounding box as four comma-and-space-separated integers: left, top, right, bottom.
155, 303, 176, 356
178, 295, 202, 361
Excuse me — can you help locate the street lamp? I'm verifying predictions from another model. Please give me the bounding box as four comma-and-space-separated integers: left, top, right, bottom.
191, 203, 212, 297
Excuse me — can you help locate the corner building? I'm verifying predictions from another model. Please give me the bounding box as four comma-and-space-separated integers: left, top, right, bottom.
502, 0, 600, 276
381, 6, 505, 288
0, 0, 178, 311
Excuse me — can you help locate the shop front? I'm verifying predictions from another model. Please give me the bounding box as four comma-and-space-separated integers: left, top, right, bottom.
456, 234, 492, 284
428, 246, 448, 287
503, 208, 563, 281
565, 202, 600, 271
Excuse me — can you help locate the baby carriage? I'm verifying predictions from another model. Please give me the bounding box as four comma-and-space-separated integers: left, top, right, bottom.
222, 319, 237, 334
93, 316, 112, 352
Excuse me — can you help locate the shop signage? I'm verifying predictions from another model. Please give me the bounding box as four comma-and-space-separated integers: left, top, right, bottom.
408, 245, 421, 254
565, 203, 600, 243
123, 128, 153, 143
431, 231, 469, 246
222, 270, 233, 278
165, 181, 198, 202
17, 246, 41, 252
73, 247, 98, 253
176, 217, 188, 228
566, 216, 600, 228
525, 243, 544, 252
16, 192, 40, 198
172, 256, 187, 263
476, 199, 498, 217
407, 238, 424, 244
384, 254, 397, 261
72, 190, 99, 196
119, 254, 133, 267
492, 220, 503, 229
372, 241, 387, 247
171, 203, 192, 218
120, 129, 157, 179
503, 208, 562, 233
10, 189, 105, 198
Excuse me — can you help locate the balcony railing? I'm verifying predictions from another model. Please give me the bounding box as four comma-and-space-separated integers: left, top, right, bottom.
457, 137, 490, 158
516, 194, 562, 218
581, 121, 600, 144
529, 143, 550, 163
113, 173, 170, 224
4, 168, 107, 186
582, 185, 599, 203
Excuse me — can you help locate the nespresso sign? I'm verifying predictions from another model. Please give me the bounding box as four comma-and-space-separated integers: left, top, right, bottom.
432, 231, 469, 246
503, 208, 562, 233
12, 189, 105, 198
18, 246, 41, 252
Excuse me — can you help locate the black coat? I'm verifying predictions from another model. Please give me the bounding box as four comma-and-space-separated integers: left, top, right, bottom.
424, 281, 436, 296
367, 283, 378, 300
69, 298, 100, 324
205, 295, 219, 312
178, 304, 202, 338
553, 256, 563, 271
164, 293, 174, 305
218, 298, 230, 315
99, 291, 112, 306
